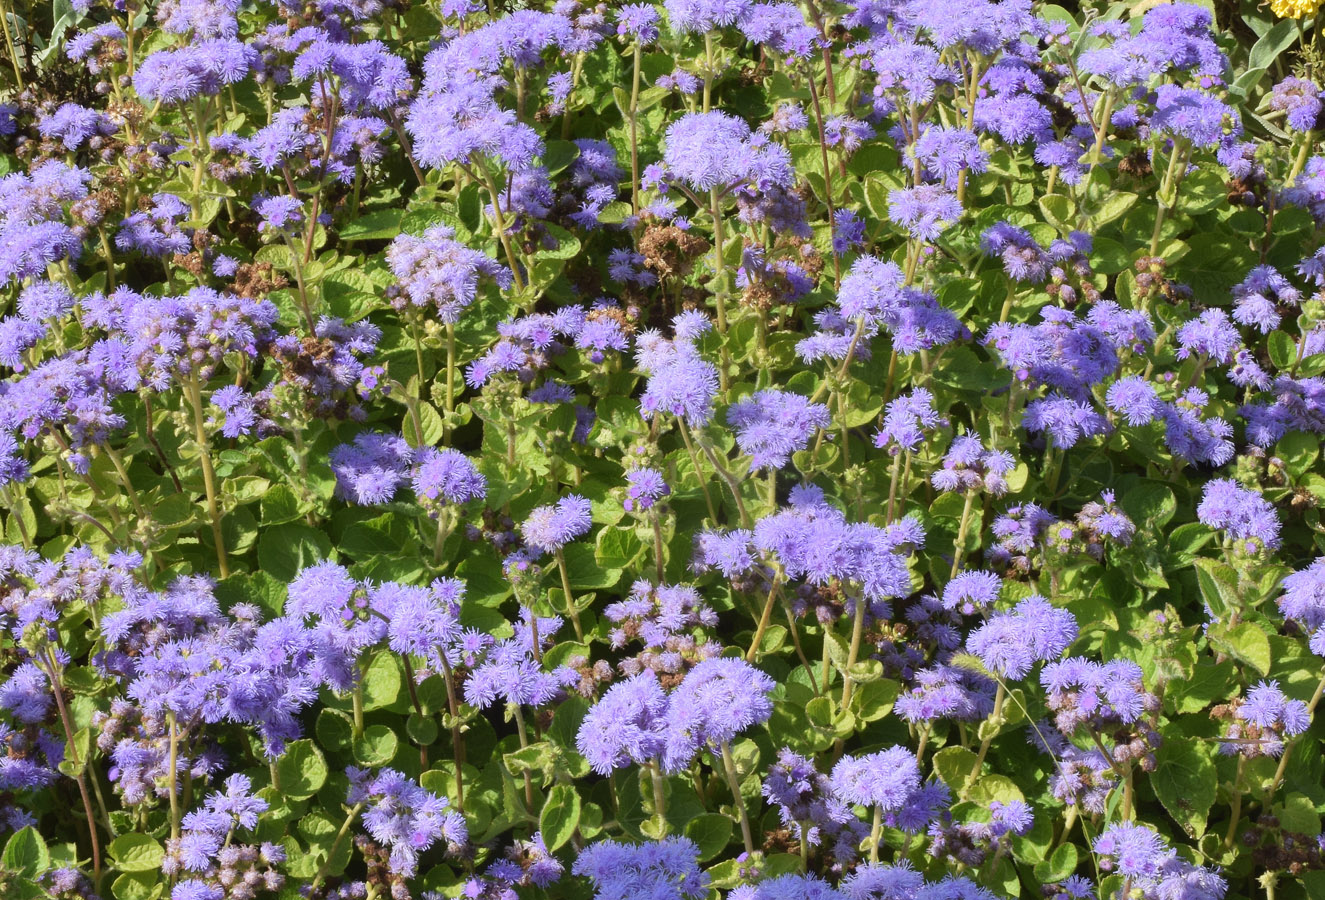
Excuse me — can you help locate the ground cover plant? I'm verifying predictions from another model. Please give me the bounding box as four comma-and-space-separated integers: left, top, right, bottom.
4, 0, 1325, 897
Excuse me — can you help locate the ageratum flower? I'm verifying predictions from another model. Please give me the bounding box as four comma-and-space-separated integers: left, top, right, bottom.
726, 389, 831, 472
576, 671, 669, 774
663, 0, 752, 34
387, 225, 513, 323
966, 595, 1077, 679
830, 746, 921, 811
347, 767, 468, 876
665, 657, 774, 768
573, 837, 709, 900
729, 875, 847, 900
133, 39, 257, 104
1220, 680, 1310, 758
623, 468, 670, 512
1093, 822, 1226, 900
1197, 478, 1281, 552
636, 330, 719, 426
329, 432, 413, 505
522, 494, 592, 553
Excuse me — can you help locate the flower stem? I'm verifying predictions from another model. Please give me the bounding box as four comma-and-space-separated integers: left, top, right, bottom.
720, 741, 755, 855
950, 490, 978, 579
554, 547, 584, 641
963, 682, 1006, 798
186, 374, 229, 578
310, 802, 364, 895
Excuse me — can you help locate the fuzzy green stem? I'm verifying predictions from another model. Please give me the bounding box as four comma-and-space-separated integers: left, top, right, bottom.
554, 547, 584, 641
950, 491, 978, 579
310, 803, 365, 895
186, 375, 229, 578
963, 682, 1005, 798
721, 741, 755, 855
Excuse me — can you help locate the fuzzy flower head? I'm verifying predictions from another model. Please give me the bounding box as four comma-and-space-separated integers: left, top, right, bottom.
965, 595, 1078, 680
930, 435, 1015, 495
1219, 680, 1310, 758
664, 657, 774, 769
573, 837, 710, 900
830, 747, 921, 810
1197, 478, 1281, 553
348, 767, 467, 876
522, 494, 593, 554
387, 225, 513, 323
726, 389, 831, 472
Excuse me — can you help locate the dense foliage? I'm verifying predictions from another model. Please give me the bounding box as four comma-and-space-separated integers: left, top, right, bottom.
2, 0, 1325, 898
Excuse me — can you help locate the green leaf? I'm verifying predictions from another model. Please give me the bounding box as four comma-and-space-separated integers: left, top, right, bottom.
260, 484, 302, 525
353, 724, 399, 766
1033, 842, 1079, 884
1269, 330, 1298, 370
932, 746, 979, 789
1194, 558, 1239, 621
1090, 192, 1137, 228
108, 833, 162, 874
276, 739, 329, 801
1210, 623, 1272, 677
257, 524, 332, 582
1038, 194, 1075, 233
1277, 793, 1321, 836
539, 783, 582, 851
339, 209, 404, 242
362, 651, 406, 711
1249, 19, 1299, 73
1171, 660, 1236, 714
685, 813, 733, 861
3, 827, 49, 877
1150, 737, 1216, 838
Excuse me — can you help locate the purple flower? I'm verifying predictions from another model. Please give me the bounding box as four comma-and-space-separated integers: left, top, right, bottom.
576, 672, 668, 774
1197, 478, 1281, 552
573, 837, 709, 900
663, 0, 753, 34
1042, 657, 1158, 733
1221, 680, 1309, 759
966, 595, 1078, 679
930, 436, 1014, 495
1279, 557, 1325, 632
1270, 76, 1322, 132
522, 494, 593, 553
37, 103, 116, 150
1094, 822, 1226, 899
253, 195, 303, 234
727, 390, 830, 471
387, 225, 513, 323
624, 468, 670, 513
981, 222, 1050, 283
887, 184, 961, 241
617, 3, 662, 43
349, 767, 467, 876
665, 657, 774, 767
910, 126, 988, 189
133, 39, 256, 104
830, 747, 920, 810
832, 209, 866, 255
1106, 376, 1162, 426
874, 388, 944, 453
411, 448, 486, 508
636, 332, 719, 426
116, 194, 191, 257
942, 570, 1001, 615
729, 875, 847, 900
329, 432, 413, 505
1175, 309, 1239, 364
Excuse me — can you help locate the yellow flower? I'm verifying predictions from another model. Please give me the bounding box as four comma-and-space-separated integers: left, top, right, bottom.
1271, 0, 1322, 18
